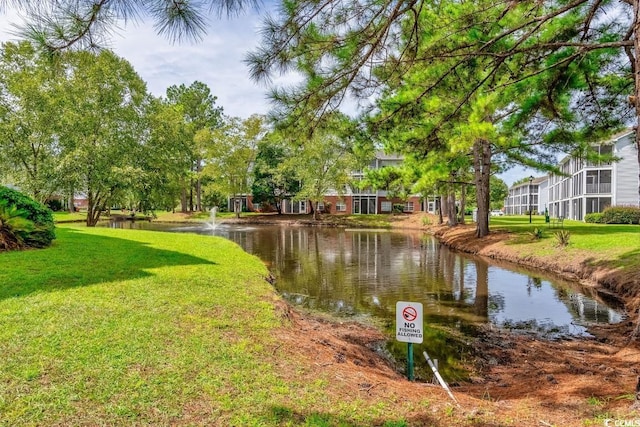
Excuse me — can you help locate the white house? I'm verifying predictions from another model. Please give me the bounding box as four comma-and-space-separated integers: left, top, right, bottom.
547, 130, 639, 221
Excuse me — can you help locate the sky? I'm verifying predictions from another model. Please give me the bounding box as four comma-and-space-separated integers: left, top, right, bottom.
0, 3, 533, 186
0, 4, 279, 119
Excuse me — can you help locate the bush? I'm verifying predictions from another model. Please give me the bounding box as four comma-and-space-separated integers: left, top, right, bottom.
528, 227, 543, 240
0, 201, 35, 250
601, 206, 640, 224
46, 198, 63, 211
554, 230, 570, 247
392, 204, 404, 214
0, 187, 55, 248
584, 212, 604, 223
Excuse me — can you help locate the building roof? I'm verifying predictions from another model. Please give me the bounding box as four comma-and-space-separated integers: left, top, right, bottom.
509, 176, 547, 189
374, 151, 403, 160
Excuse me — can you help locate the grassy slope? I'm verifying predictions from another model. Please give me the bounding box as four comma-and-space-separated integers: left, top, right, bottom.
489, 216, 640, 270
0, 226, 286, 425
1, 225, 434, 426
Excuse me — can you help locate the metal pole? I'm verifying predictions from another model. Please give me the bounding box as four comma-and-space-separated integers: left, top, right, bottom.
407, 343, 414, 381
529, 178, 533, 223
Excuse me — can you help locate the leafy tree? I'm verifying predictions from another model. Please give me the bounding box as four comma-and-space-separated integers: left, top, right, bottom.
490, 177, 508, 211
251, 133, 300, 213
284, 120, 357, 220
165, 81, 224, 212
248, 0, 638, 234
136, 96, 191, 213
55, 49, 148, 226
202, 114, 266, 217
362, 164, 414, 203
0, 41, 61, 203
3, 0, 260, 51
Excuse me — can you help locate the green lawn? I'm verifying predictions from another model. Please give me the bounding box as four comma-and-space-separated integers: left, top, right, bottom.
489, 215, 640, 269
0, 225, 421, 426
0, 226, 284, 425
52, 211, 87, 222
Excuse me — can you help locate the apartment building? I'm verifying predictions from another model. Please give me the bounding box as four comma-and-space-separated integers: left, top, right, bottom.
547, 130, 638, 221
505, 129, 639, 221
320, 153, 423, 215
504, 176, 547, 215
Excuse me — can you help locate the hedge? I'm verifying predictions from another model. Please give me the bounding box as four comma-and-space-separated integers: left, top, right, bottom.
601, 206, 640, 225
584, 212, 604, 223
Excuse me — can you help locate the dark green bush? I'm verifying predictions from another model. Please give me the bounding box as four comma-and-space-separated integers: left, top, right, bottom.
0, 187, 55, 248
0, 201, 35, 250
601, 206, 640, 224
393, 204, 404, 213
46, 198, 63, 211
584, 212, 604, 223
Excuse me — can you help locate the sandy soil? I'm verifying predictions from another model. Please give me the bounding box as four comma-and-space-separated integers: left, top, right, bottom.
222, 213, 640, 425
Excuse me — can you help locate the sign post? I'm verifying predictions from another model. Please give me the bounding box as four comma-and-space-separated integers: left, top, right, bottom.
396, 301, 423, 381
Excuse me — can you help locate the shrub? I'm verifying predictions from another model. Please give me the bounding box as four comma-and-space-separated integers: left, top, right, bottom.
0, 187, 56, 248
46, 198, 63, 211
601, 206, 640, 224
421, 215, 432, 226
584, 213, 604, 223
392, 204, 404, 214
554, 230, 571, 247
528, 227, 543, 240
0, 201, 35, 250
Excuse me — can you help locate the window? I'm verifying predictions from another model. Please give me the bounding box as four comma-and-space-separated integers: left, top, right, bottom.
404, 202, 414, 212
336, 201, 346, 212
316, 202, 324, 211
381, 201, 392, 212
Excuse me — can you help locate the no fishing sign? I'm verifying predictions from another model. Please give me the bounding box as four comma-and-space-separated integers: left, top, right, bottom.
396, 301, 423, 344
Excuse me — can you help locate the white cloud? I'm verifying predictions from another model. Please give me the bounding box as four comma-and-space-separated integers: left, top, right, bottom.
0, 6, 282, 118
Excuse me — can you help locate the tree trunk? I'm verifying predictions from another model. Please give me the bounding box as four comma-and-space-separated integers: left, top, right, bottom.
234, 195, 241, 219
189, 176, 194, 212
459, 183, 466, 225
447, 177, 458, 226
310, 200, 318, 220
86, 190, 94, 227
85, 191, 102, 227
633, 7, 640, 342
634, 0, 640, 206
437, 195, 444, 224
68, 188, 75, 213
474, 139, 492, 238
180, 179, 188, 213
196, 158, 202, 211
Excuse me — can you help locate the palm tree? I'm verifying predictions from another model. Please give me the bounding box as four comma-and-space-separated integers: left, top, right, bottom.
0, 201, 35, 250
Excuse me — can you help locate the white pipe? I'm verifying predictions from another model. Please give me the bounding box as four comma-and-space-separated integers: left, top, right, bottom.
423, 350, 459, 405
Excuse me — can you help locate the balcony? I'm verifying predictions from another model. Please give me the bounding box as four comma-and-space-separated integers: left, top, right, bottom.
586, 183, 612, 194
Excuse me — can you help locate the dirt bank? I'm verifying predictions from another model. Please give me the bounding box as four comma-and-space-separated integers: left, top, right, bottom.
429, 222, 640, 314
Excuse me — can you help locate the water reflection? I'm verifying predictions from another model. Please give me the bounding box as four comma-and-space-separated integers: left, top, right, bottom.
209, 225, 622, 333
106, 221, 624, 379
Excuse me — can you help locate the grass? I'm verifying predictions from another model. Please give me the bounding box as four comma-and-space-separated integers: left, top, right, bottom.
0, 225, 415, 426
489, 215, 640, 269
52, 211, 87, 223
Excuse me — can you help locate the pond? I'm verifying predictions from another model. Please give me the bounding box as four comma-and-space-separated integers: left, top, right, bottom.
106, 220, 625, 380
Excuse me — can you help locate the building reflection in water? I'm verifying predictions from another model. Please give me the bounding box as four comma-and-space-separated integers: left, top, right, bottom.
216, 225, 623, 336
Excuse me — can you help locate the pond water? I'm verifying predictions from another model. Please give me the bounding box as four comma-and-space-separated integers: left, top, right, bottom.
106, 220, 625, 379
